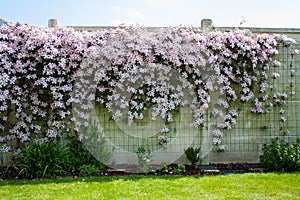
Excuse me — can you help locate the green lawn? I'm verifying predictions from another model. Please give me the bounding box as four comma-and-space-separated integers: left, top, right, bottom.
0, 173, 299, 200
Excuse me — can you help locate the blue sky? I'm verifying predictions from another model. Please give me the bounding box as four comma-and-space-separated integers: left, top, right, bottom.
1, 0, 300, 28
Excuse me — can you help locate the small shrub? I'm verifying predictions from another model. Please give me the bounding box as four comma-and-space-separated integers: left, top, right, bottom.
184, 146, 201, 166
157, 162, 172, 173
66, 136, 106, 172
172, 164, 186, 174
156, 163, 186, 174
79, 164, 99, 177
17, 140, 70, 179
260, 138, 300, 172
0, 153, 4, 178
136, 146, 152, 173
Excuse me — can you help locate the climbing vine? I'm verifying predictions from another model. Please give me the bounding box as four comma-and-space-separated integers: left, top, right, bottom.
0, 23, 297, 152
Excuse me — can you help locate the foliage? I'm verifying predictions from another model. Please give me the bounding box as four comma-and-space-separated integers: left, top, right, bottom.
65, 136, 106, 172
0, 152, 3, 178
17, 140, 70, 179
158, 135, 168, 145
175, 164, 186, 173
184, 146, 202, 166
78, 164, 99, 177
260, 138, 300, 172
136, 146, 152, 173
0, 173, 299, 199
154, 163, 186, 174
0, 23, 298, 152
157, 161, 172, 173
172, 164, 186, 174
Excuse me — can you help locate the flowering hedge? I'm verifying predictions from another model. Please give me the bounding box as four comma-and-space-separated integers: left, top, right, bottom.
0, 23, 297, 152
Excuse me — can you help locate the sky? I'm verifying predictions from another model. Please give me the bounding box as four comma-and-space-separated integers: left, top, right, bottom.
1, 0, 300, 28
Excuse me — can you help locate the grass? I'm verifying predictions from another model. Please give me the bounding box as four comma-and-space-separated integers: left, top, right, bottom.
0, 173, 299, 200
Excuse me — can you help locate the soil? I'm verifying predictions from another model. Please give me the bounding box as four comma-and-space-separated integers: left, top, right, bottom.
100, 163, 264, 176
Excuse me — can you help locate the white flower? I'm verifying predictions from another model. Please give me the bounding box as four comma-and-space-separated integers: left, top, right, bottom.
218, 145, 227, 151
272, 73, 280, 79
160, 125, 169, 133
273, 60, 281, 67
46, 129, 57, 138
280, 116, 286, 122
212, 129, 223, 137
212, 137, 221, 145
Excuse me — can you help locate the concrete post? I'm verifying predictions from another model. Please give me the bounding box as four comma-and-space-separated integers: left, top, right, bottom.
0, 18, 6, 27
201, 19, 212, 32
48, 19, 59, 28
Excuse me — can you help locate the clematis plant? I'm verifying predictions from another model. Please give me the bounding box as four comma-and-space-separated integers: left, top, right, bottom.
0, 23, 297, 152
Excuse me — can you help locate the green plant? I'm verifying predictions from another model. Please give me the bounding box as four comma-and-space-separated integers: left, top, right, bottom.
65, 124, 113, 173
172, 164, 186, 174
136, 146, 152, 173
260, 138, 300, 172
78, 164, 99, 177
157, 162, 172, 173
184, 146, 201, 166
0, 153, 3, 178
157, 162, 186, 174
66, 136, 106, 172
17, 140, 70, 179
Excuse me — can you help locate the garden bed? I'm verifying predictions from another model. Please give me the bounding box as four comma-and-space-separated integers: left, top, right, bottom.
1, 162, 264, 179
102, 163, 263, 176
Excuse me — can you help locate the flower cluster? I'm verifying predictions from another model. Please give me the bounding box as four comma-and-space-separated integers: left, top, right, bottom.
0, 23, 104, 149
0, 23, 297, 152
